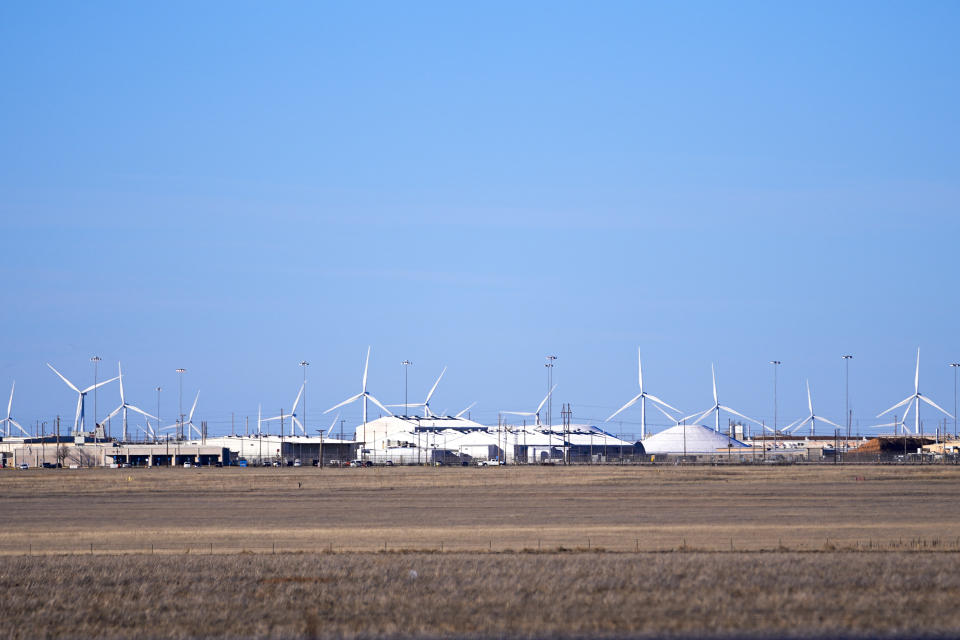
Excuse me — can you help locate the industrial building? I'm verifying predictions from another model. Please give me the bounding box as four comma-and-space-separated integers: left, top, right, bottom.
353, 415, 636, 464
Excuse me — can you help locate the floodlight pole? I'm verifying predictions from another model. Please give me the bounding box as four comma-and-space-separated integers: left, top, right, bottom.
842, 355, 853, 447
402, 360, 412, 417
770, 361, 781, 434
91, 356, 101, 434
176, 369, 186, 440
546, 356, 557, 429
950, 363, 960, 439
300, 361, 309, 435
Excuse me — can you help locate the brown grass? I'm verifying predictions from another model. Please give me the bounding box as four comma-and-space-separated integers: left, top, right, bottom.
2, 551, 960, 638
3, 465, 960, 554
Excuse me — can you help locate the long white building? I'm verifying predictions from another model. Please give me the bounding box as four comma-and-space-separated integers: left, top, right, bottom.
353, 415, 636, 464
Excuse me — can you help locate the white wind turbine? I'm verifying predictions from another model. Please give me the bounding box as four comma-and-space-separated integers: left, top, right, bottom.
784, 380, 843, 436
324, 347, 392, 448
454, 401, 477, 419
605, 349, 681, 440
2, 382, 28, 437
389, 367, 446, 417
47, 363, 120, 434
263, 382, 306, 436
100, 363, 157, 442
323, 413, 340, 438
682, 364, 766, 433
877, 348, 953, 435
161, 391, 201, 439
502, 385, 556, 427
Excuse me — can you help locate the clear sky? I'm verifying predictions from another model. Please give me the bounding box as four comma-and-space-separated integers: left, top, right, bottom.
2, 1, 958, 438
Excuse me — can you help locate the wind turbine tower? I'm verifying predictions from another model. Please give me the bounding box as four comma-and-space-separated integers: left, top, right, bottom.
605, 348, 681, 440
877, 349, 954, 435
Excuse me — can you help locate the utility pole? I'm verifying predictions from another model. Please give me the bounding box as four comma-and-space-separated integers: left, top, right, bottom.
842, 355, 853, 447
91, 356, 101, 434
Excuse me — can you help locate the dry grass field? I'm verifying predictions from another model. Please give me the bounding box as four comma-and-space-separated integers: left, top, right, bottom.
2, 551, 960, 638
1, 464, 959, 553
3, 465, 960, 637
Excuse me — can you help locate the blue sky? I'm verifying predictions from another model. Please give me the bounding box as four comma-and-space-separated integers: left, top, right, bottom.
2, 1, 958, 438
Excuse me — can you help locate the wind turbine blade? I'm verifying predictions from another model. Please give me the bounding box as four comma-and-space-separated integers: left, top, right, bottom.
289, 383, 305, 414
326, 413, 340, 436
6, 381, 13, 419
325, 393, 363, 413
652, 402, 678, 424
781, 418, 801, 432
127, 405, 157, 420
501, 411, 534, 417
102, 406, 122, 424
919, 394, 954, 419
362, 346, 370, 392
188, 391, 200, 421
74, 395, 83, 430
605, 394, 641, 422
814, 415, 844, 429
364, 393, 393, 416
424, 367, 447, 405
901, 398, 913, 427
711, 364, 718, 404
47, 364, 80, 393
117, 362, 125, 404
806, 380, 813, 414
536, 384, 558, 415
790, 417, 811, 433
718, 405, 764, 427
454, 402, 477, 419
83, 375, 120, 393
915, 347, 920, 394
643, 393, 681, 415
637, 349, 643, 391
877, 395, 913, 418
10, 420, 29, 437
680, 407, 710, 424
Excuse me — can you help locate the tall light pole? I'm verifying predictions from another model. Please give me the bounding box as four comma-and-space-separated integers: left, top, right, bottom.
176, 368, 186, 440
842, 355, 853, 442
401, 360, 412, 416
545, 355, 557, 429
950, 363, 959, 439
300, 361, 309, 434
91, 356, 101, 434
770, 361, 780, 434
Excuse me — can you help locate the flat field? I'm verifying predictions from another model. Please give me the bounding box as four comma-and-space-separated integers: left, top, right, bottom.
3, 465, 960, 638
2, 551, 960, 639
1, 464, 959, 553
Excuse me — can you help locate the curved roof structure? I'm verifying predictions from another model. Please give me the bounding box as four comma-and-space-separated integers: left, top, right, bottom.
642, 424, 747, 454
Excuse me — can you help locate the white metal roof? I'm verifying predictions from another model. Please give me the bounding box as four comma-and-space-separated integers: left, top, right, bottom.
642, 424, 747, 454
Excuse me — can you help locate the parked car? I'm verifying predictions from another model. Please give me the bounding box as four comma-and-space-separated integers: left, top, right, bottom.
183, 461, 192, 468
18, 462, 28, 470
478, 459, 503, 467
